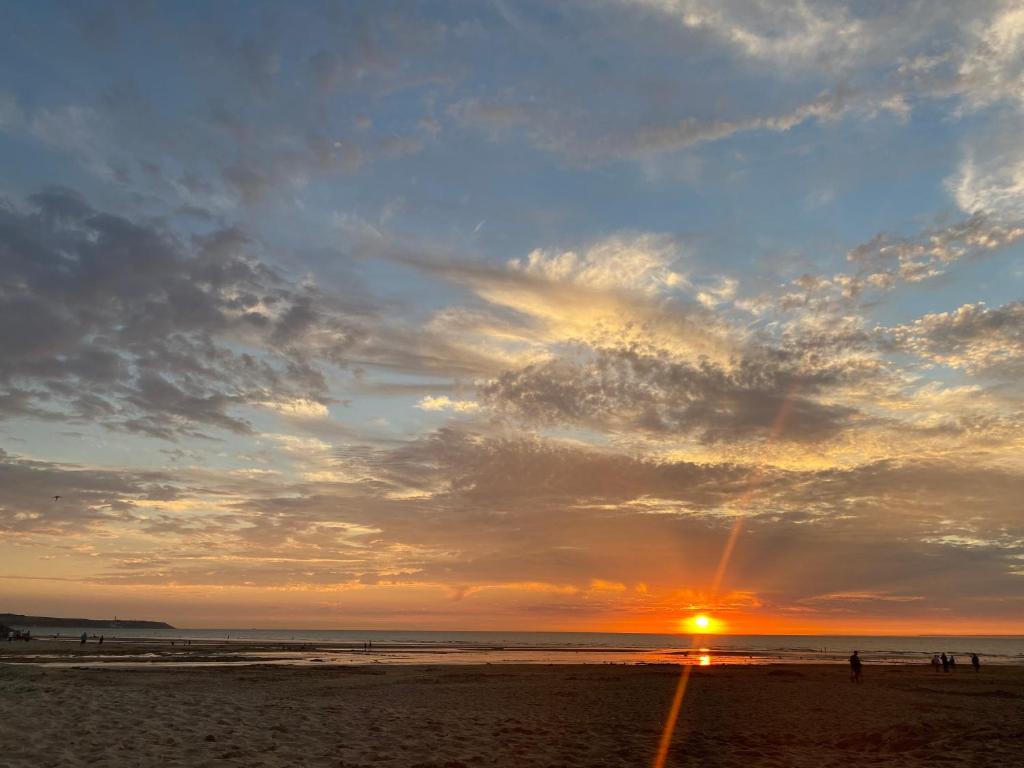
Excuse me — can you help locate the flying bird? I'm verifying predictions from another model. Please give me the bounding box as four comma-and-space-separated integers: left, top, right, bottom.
53, 495, 61, 501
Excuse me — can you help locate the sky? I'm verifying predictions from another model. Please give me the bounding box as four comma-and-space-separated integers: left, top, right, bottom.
1, 1, 1023, 634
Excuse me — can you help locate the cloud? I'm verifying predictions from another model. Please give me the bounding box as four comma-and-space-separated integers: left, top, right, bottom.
416, 395, 481, 413
362, 229, 737, 364
887, 301, 1024, 377
949, 136, 1024, 222
359, 432, 1024, 608
624, 0, 869, 68
954, 2, 1024, 111
3, 5, 451, 211
5, 426, 1022, 625
259, 398, 331, 419
845, 213, 1024, 292
452, 86, 866, 163
446, 2, 1019, 165
760, 211, 1024, 316
508, 233, 687, 295
0, 448, 179, 536
482, 344, 862, 444
0, 188, 369, 437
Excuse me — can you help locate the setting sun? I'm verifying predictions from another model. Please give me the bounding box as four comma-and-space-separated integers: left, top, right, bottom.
681, 614, 722, 634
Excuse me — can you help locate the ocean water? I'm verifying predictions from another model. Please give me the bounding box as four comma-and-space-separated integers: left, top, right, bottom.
13, 627, 1024, 667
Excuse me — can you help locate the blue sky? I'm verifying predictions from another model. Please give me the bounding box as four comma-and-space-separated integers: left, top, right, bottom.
1, 0, 1023, 632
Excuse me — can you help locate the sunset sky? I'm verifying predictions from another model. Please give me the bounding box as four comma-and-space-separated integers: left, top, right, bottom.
1, 1, 1023, 634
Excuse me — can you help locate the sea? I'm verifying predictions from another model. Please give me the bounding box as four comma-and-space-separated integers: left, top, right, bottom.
9, 627, 1024, 668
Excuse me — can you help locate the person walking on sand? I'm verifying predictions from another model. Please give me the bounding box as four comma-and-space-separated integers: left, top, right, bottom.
849, 650, 863, 683
971, 653, 980, 672
931, 653, 941, 672
941, 652, 949, 672
80, 631, 87, 645
948, 653, 956, 670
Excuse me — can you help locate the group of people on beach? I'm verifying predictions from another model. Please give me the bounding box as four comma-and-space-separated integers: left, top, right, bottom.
930, 652, 980, 673
849, 649, 982, 682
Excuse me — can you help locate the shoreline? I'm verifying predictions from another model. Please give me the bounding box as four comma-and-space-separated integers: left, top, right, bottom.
3, 638, 1020, 669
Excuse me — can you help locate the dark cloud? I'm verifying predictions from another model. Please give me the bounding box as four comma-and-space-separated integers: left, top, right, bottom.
0, 448, 178, 535
481, 345, 862, 443
7, 426, 1021, 622
375, 426, 753, 505
0, 188, 369, 437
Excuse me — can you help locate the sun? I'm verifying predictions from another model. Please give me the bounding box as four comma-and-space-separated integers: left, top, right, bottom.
679, 613, 722, 634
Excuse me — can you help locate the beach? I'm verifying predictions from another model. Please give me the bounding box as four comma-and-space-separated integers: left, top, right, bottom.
1, 642, 1021, 767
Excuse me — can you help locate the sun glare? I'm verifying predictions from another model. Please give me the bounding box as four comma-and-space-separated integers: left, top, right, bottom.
680, 613, 722, 634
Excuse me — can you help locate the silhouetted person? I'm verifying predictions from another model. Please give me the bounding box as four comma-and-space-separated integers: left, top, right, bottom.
849, 650, 862, 683
931, 653, 941, 672
80, 631, 87, 645
948, 653, 956, 670
941, 652, 949, 672
971, 653, 980, 672
98, 635, 104, 645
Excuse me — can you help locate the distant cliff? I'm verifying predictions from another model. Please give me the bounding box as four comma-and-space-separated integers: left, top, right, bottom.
0, 613, 175, 630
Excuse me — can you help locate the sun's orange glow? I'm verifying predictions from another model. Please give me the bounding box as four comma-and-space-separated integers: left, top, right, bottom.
679, 613, 723, 634
698, 654, 710, 666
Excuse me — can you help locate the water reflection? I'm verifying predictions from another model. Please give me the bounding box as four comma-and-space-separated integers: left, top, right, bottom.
699, 654, 711, 666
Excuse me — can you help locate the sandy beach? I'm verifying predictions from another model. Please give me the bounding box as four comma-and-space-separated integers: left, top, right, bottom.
1, 642, 1021, 767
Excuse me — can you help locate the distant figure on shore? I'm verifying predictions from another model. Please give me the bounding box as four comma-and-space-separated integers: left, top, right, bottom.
849, 650, 862, 683
80, 631, 87, 645
98, 635, 104, 645
931, 654, 941, 672
941, 652, 949, 672
949, 654, 956, 670
971, 653, 980, 672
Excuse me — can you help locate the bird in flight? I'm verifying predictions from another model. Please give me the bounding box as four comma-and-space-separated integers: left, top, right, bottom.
53, 495, 61, 501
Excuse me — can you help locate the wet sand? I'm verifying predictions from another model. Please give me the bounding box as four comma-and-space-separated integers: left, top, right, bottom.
1, 647, 1021, 767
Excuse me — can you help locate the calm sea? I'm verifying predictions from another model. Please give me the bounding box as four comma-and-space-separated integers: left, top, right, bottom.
13, 627, 1024, 667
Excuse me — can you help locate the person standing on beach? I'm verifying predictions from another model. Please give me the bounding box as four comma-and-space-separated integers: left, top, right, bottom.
931, 654, 941, 672
941, 652, 949, 672
948, 654, 956, 670
849, 650, 863, 683
971, 653, 980, 672
80, 631, 87, 645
